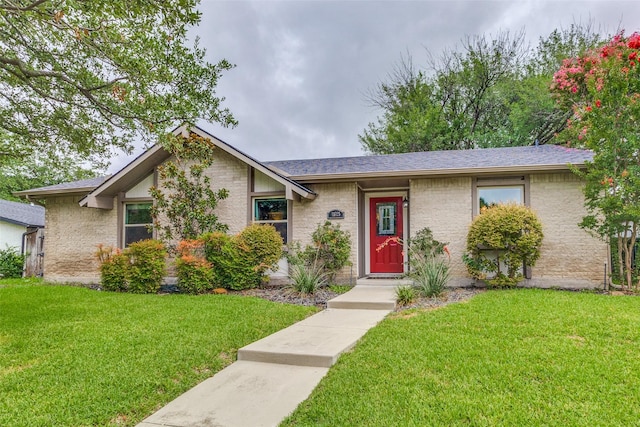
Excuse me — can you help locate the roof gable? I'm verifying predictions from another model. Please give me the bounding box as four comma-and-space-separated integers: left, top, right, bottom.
80, 125, 316, 208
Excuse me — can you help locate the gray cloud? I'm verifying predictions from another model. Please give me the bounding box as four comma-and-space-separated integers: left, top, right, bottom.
108, 0, 640, 172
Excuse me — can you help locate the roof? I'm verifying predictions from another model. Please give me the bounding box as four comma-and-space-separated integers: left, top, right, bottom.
79, 125, 316, 209
13, 176, 110, 198
266, 145, 593, 181
0, 199, 45, 227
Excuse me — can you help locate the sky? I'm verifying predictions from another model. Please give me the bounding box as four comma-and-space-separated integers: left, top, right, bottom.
108, 0, 640, 173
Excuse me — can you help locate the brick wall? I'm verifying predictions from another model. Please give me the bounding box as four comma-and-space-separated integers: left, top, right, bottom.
292, 182, 358, 283
409, 177, 474, 286
44, 195, 118, 283
529, 172, 607, 287
202, 149, 249, 235
408, 173, 607, 289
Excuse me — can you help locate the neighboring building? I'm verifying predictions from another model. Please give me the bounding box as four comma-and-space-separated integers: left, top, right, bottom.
16, 125, 607, 288
0, 198, 45, 250
0, 199, 46, 277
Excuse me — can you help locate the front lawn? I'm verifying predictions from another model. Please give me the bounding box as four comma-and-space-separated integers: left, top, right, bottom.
283, 289, 640, 426
0, 281, 317, 426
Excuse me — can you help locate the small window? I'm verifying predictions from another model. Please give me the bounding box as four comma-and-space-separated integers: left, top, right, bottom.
478, 186, 524, 212
376, 202, 396, 236
124, 203, 153, 246
254, 198, 287, 242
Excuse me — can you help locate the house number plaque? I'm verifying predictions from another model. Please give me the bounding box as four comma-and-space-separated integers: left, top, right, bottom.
327, 209, 345, 220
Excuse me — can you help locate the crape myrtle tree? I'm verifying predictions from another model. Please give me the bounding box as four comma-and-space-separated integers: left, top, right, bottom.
0, 0, 236, 171
361, 24, 604, 154
552, 31, 640, 291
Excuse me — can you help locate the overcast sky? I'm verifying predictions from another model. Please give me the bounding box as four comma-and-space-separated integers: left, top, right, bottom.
109, 0, 640, 173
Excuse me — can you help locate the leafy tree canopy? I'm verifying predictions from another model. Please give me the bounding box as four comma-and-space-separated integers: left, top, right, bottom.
361, 24, 605, 154
0, 0, 236, 172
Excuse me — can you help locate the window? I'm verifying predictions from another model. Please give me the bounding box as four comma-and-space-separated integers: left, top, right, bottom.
124, 203, 153, 246
376, 202, 396, 236
478, 186, 524, 211
254, 198, 287, 242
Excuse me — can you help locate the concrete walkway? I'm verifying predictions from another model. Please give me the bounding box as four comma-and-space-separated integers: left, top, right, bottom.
137, 284, 396, 427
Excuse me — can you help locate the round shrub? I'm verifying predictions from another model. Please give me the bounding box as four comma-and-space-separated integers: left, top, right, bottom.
125, 240, 167, 294
236, 223, 283, 274
465, 204, 543, 288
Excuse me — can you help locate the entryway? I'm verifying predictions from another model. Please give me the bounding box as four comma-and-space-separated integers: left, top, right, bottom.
368, 195, 405, 274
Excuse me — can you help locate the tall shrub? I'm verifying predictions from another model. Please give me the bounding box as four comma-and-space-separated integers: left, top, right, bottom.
302, 221, 351, 282
406, 228, 450, 297
464, 204, 543, 287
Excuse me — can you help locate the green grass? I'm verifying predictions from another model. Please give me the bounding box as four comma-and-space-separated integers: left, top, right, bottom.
283, 289, 640, 426
0, 281, 317, 426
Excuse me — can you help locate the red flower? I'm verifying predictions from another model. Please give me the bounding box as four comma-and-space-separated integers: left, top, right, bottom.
629, 51, 637, 60
595, 99, 602, 108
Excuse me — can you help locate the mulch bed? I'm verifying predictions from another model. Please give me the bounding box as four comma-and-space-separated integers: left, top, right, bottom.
238, 286, 484, 311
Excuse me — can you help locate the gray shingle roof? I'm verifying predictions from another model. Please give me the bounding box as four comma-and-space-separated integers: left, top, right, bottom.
266, 145, 593, 177
14, 176, 110, 195
0, 199, 45, 227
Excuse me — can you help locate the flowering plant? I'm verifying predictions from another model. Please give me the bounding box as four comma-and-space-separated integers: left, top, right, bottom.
551, 31, 640, 290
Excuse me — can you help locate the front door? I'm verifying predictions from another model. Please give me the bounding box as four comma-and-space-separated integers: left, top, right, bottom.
369, 197, 403, 273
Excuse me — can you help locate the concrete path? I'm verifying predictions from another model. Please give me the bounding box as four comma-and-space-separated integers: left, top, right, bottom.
137, 284, 396, 427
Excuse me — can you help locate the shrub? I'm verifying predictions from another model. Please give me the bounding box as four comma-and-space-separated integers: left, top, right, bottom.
125, 240, 167, 293
302, 221, 351, 282
96, 241, 167, 293
464, 204, 543, 288
287, 247, 328, 294
175, 240, 214, 294
405, 228, 450, 297
236, 224, 283, 275
412, 256, 450, 297
96, 244, 127, 291
395, 285, 417, 306
202, 225, 282, 291
0, 247, 24, 278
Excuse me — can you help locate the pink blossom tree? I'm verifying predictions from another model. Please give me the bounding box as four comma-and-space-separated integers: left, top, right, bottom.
552, 32, 640, 290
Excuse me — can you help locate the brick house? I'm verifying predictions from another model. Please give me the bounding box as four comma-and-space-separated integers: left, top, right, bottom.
16, 125, 607, 288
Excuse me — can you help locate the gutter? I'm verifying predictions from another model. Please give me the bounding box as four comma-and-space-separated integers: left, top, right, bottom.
287, 163, 586, 184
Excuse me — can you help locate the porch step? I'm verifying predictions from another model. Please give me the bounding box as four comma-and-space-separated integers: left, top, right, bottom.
356, 277, 413, 287
327, 285, 397, 310
237, 308, 390, 368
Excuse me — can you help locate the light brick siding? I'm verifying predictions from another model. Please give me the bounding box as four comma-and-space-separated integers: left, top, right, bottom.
202, 150, 249, 235
292, 183, 358, 283
529, 172, 607, 287
43, 151, 248, 284
44, 195, 117, 283
408, 172, 607, 289
409, 177, 473, 286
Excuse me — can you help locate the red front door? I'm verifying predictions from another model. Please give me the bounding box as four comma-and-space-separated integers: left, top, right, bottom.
370, 197, 403, 273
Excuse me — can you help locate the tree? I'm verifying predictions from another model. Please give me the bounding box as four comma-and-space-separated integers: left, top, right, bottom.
0, 1, 236, 170
361, 25, 604, 154
0, 155, 96, 201
551, 31, 640, 291
149, 133, 229, 242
